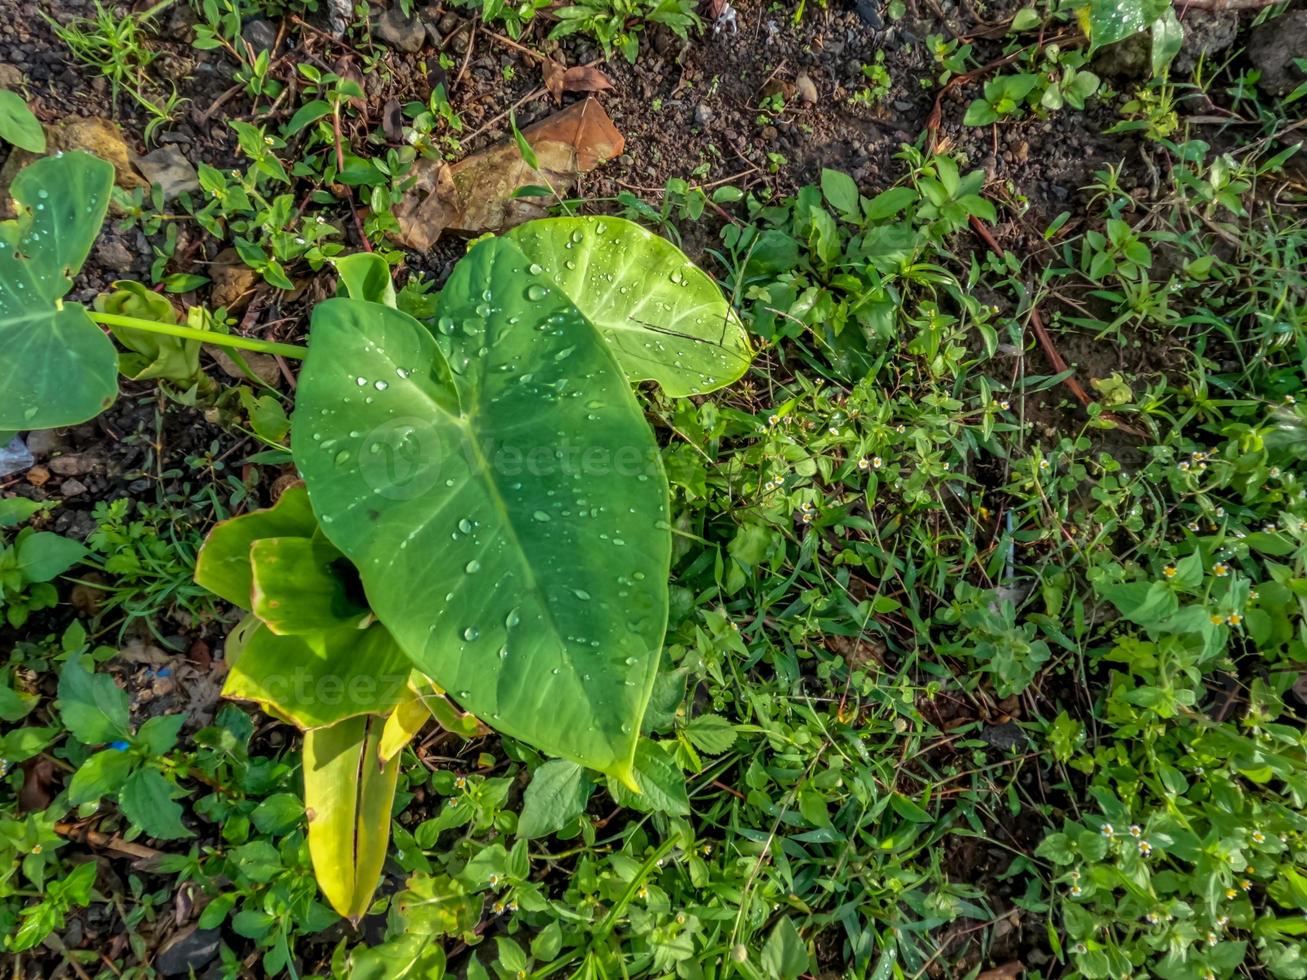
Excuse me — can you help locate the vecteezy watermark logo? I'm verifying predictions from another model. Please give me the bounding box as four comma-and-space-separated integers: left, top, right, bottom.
358, 417, 444, 500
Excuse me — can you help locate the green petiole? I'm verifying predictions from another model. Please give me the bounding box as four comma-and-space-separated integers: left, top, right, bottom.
89, 311, 308, 360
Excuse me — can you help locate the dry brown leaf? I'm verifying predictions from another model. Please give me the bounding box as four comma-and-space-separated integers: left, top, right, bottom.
562, 66, 615, 95
542, 57, 567, 102
391, 98, 625, 251
978, 963, 1023, 980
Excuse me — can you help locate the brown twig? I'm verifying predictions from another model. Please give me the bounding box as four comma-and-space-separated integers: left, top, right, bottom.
55, 822, 164, 862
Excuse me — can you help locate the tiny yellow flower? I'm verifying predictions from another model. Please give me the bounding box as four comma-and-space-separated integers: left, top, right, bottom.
1101, 823, 1115, 838
1163, 565, 1177, 578
800, 512, 813, 524
1137, 840, 1152, 856
31, 844, 41, 855
1070, 885, 1082, 897
487, 873, 500, 887
454, 775, 467, 789
1226, 887, 1238, 899
1226, 613, 1242, 626
1212, 563, 1229, 577
1210, 613, 1225, 625
1240, 878, 1252, 891
1129, 824, 1142, 838
637, 884, 649, 899
872, 456, 883, 469
857, 457, 871, 471
768, 414, 780, 426
1206, 932, 1218, 946
998, 400, 1011, 410
1251, 830, 1265, 844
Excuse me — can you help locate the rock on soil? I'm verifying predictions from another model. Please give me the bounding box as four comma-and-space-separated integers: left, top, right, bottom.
1248, 10, 1307, 95
155, 925, 222, 976
134, 145, 201, 200
373, 5, 425, 52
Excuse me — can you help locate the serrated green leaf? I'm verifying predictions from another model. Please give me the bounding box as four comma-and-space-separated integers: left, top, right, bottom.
119, 767, 192, 839
607, 740, 689, 816
683, 713, 737, 754
517, 759, 593, 839
58, 655, 130, 745
68, 748, 137, 805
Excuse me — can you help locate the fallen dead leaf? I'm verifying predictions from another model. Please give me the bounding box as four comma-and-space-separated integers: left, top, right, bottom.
19, 758, 58, 812
542, 57, 567, 102
392, 97, 624, 251
562, 66, 615, 96
977, 962, 1023, 980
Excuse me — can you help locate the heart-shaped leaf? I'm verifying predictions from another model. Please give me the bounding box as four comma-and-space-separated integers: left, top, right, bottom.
506, 216, 752, 396
0, 151, 118, 429
293, 237, 670, 782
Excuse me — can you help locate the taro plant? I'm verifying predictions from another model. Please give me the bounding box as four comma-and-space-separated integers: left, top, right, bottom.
0, 149, 754, 918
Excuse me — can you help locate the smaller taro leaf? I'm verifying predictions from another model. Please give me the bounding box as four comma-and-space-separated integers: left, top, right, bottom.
333, 253, 397, 307
304, 714, 400, 923
222, 621, 412, 730
195, 486, 318, 609
506, 216, 753, 397
0, 152, 118, 429
94, 280, 201, 383
517, 759, 594, 839
249, 536, 369, 635
0, 90, 46, 153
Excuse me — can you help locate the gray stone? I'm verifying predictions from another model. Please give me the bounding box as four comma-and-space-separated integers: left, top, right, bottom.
24, 428, 67, 457
94, 238, 135, 274
156, 926, 222, 977
1249, 10, 1307, 95
48, 453, 98, 477
373, 6, 425, 53
241, 18, 277, 55
1174, 10, 1238, 73
694, 103, 714, 127
134, 145, 200, 200
0, 63, 24, 89
60, 478, 87, 498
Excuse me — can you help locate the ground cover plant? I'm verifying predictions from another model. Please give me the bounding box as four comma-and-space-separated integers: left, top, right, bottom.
0, 0, 1304, 977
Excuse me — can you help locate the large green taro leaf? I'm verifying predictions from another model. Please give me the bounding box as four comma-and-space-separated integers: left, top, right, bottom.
506, 217, 752, 397
293, 237, 671, 783
0, 152, 118, 429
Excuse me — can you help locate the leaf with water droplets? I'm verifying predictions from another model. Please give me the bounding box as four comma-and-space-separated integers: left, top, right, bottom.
506, 216, 753, 397
0, 152, 118, 429
293, 237, 670, 783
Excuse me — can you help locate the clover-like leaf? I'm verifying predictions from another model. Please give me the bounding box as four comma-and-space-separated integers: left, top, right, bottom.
0, 151, 118, 429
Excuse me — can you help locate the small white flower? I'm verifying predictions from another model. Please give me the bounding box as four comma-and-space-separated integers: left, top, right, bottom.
768, 414, 780, 426
857, 458, 871, 471
872, 456, 883, 469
